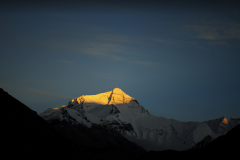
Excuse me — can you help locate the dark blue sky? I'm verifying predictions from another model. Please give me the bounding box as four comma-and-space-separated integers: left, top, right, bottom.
1, 0, 240, 122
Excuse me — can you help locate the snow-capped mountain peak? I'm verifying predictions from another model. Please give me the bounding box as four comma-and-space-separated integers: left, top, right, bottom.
39, 88, 240, 151
69, 88, 136, 106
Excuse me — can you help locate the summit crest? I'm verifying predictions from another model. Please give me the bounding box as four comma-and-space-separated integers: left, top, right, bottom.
70, 88, 135, 105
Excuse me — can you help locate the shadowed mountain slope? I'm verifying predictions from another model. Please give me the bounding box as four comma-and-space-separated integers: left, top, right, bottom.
135, 124, 240, 159
1, 88, 86, 159
49, 119, 146, 153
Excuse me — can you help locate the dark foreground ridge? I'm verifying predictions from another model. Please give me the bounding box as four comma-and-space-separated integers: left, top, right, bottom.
1, 88, 83, 159
1, 88, 145, 160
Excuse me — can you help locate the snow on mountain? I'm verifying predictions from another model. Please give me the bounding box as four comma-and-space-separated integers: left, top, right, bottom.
203, 116, 240, 136
39, 88, 240, 151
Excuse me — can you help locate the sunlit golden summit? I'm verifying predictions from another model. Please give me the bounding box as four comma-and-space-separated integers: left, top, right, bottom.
70, 88, 135, 105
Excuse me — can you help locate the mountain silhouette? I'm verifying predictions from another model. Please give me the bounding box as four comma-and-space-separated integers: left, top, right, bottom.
1, 88, 86, 159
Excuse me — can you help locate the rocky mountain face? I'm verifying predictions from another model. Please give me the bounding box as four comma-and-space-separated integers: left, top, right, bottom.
190, 135, 213, 150
40, 88, 240, 151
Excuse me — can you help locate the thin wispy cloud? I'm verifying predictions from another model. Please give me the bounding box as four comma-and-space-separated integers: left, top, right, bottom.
207, 41, 228, 45
8, 23, 158, 66
151, 37, 200, 48
0, 83, 71, 99
88, 44, 160, 65
50, 36, 158, 66
24, 88, 72, 99
190, 25, 221, 40
183, 21, 240, 41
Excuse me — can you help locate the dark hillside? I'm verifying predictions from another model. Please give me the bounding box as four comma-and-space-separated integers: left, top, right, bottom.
1, 88, 85, 159
200, 123, 240, 153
